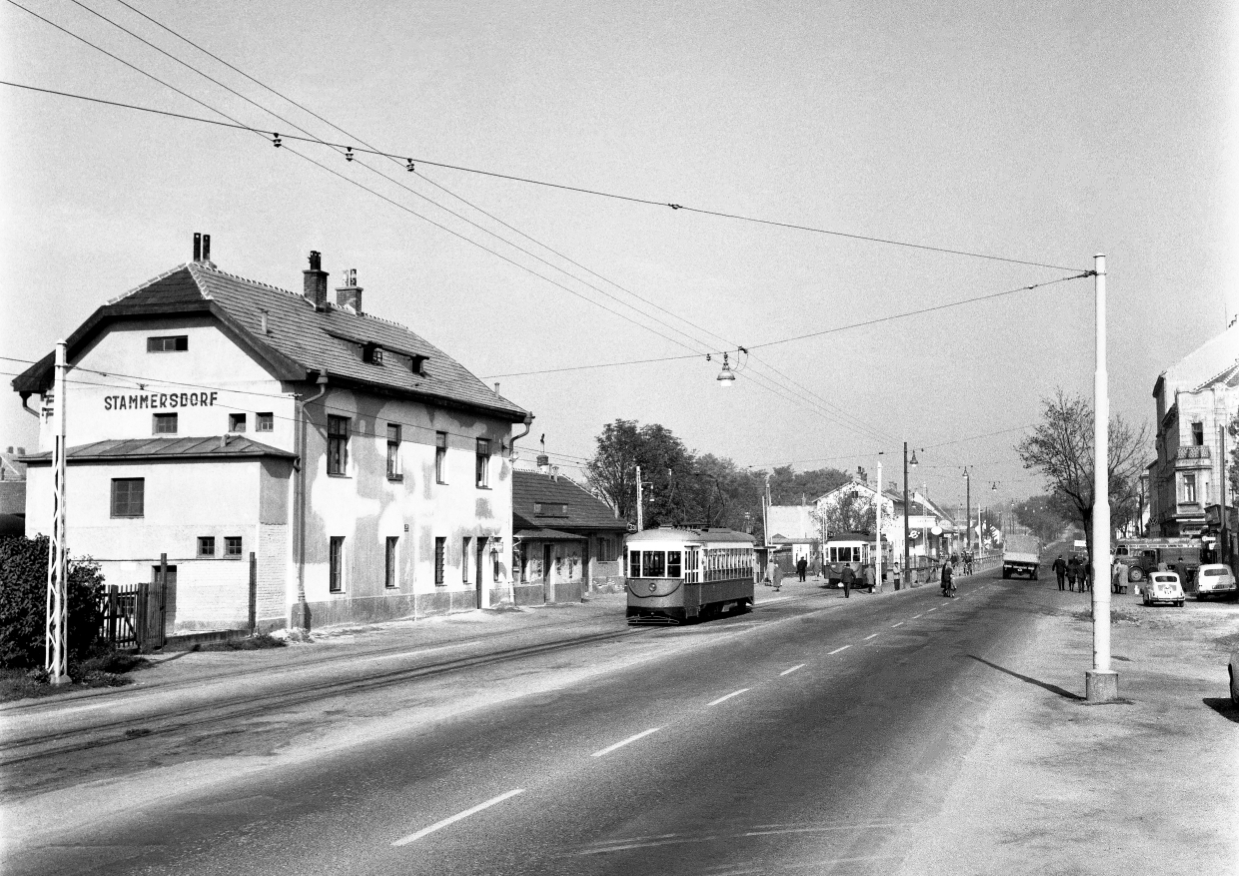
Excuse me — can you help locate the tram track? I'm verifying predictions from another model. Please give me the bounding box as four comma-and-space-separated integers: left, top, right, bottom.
0, 612, 623, 718
0, 626, 641, 769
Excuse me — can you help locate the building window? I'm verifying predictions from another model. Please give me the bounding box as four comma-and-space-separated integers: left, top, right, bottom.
435, 432, 447, 483
1192, 422, 1204, 446
1183, 473, 1197, 504
111, 478, 144, 518
147, 335, 188, 352
462, 537, 472, 582
387, 424, 402, 480
329, 536, 345, 592
434, 537, 446, 585
385, 537, 399, 588
256, 412, 274, 432
151, 564, 177, 586
225, 536, 243, 558
228, 413, 247, 433
476, 438, 491, 488
198, 536, 215, 557
153, 413, 178, 434
328, 416, 350, 475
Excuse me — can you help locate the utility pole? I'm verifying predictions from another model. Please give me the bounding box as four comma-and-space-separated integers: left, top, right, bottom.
875, 456, 883, 590
635, 465, 644, 531
45, 340, 69, 685
902, 443, 910, 591
1088, 253, 1117, 703
963, 467, 971, 554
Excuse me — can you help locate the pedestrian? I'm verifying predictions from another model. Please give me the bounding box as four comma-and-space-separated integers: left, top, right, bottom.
840, 563, 854, 598
796, 556, 808, 583
1067, 555, 1080, 592
941, 558, 955, 597
863, 562, 878, 594
1052, 554, 1067, 591
763, 559, 773, 587
772, 561, 784, 593
1085, 563, 1093, 593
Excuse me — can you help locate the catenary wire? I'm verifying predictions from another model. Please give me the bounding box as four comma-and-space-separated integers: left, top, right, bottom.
0, 74, 1085, 274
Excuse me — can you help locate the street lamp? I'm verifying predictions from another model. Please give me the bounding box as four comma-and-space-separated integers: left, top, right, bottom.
903, 444, 919, 590
961, 467, 971, 554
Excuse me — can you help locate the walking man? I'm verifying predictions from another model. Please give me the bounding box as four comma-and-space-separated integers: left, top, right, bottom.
1067, 555, 1080, 592
796, 556, 808, 583
840, 563, 854, 598
1052, 554, 1067, 591
863, 562, 877, 594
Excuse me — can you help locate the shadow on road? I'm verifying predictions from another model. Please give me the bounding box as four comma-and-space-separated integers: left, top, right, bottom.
968, 655, 1084, 701
1202, 698, 1239, 724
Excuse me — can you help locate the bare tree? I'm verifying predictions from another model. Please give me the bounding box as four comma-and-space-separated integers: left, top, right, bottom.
1016, 389, 1151, 562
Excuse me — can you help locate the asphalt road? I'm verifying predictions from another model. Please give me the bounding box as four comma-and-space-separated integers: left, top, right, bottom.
4, 567, 1040, 875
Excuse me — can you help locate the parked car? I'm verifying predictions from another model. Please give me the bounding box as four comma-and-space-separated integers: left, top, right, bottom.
1142, 571, 1184, 607
1190, 563, 1237, 601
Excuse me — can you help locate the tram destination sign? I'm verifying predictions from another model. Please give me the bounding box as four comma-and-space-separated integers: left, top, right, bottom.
103, 391, 218, 411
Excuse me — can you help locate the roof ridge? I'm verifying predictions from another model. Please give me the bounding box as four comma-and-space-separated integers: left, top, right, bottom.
189, 262, 310, 303
108, 263, 198, 304
1190, 359, 1239, 394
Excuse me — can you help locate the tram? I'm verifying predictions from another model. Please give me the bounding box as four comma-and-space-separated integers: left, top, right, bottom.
823, 532, 890, 587
625, 526, 756, 624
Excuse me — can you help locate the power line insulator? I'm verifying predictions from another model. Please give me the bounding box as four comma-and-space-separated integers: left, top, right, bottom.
272, 133, 281, 148
345, 147, 354, 162
406, 159, 415, 172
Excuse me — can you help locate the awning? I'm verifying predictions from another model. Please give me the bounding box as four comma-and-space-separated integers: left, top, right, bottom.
514, 528, 587, 542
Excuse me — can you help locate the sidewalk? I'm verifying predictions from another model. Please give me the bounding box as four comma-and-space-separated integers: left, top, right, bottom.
895, 577, 1239, 875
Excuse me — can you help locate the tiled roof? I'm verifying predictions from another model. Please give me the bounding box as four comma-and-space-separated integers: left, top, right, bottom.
21, 436, 296, 464
512, 470, 628, 533
12, 262, 530, 423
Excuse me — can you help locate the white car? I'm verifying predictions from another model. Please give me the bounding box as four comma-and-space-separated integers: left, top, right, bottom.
1192, 564, 1237, 600
1142, 571, 1184, 607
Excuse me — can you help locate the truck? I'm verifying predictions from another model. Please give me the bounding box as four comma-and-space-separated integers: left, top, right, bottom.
1002, 534, 1041, 579
1113, 538, 1201, 591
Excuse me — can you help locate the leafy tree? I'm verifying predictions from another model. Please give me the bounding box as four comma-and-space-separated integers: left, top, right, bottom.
0, 535, 105, 669
1013, 495, 1069, 545
1228, 407, 1239, 500
1016, 389, 1151, 563
586, 420, 695, 528
821, 488, 876, 536
768, 465, 850, 506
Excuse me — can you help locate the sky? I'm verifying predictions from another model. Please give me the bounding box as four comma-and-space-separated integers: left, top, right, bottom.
2, 0, 1236, 517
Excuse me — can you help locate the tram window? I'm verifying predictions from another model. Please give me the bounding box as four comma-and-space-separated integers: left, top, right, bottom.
642, 551, 666, 578
667, 551, 682, 577
629, 550, 640, 576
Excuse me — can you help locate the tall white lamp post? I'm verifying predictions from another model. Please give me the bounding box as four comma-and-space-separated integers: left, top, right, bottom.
1088, 254, 1117, 702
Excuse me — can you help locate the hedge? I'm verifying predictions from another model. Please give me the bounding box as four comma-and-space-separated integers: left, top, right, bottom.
0, 534, 105, 668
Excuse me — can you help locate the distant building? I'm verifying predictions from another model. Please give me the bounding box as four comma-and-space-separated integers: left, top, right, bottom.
765, 504, 820, 567
511, 466, 628, 602
13, 239, 531, 633
1147, 322, 1238, 544
813, 480, 958, 562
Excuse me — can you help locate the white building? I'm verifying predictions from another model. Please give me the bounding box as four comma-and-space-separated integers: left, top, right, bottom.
14, 241, 532, 633
813, 480, 957, 562
1147, 321, 1238, 542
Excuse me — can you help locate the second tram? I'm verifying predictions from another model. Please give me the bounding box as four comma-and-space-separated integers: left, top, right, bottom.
626, 526, 756, 624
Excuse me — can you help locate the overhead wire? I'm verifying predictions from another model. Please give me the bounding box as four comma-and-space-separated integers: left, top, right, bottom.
4, 5, 899, 445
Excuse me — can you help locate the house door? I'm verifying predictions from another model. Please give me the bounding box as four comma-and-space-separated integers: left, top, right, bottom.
476, 539, 487, 608
542, 545, 554, 602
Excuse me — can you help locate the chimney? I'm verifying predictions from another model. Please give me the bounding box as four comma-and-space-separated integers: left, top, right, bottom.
304, 251, 329, 311
193, 233, 201, 262
537, 454, 550, 475
335, 268, 362, 313
202, 233, 211, 264
192, 232, 213, 265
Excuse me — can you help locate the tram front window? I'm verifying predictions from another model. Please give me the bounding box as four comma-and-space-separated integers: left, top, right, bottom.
667, 551, 682, 577
641, 551, 666, 578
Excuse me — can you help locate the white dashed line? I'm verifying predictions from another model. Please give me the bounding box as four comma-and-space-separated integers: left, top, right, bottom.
393, 789, 524, 846
780, 664, 806, 676
762, 596, 793, 603
828, 645, 850, 655
912, 614, 923, 619
891, 622, 904, 628
864, 634, 878, 640
927, 607, 938, 612
708, 688, 751, 707
591, 728, 662, 757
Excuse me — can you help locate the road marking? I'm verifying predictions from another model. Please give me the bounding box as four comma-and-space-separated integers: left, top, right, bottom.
864, 633, 878, 640
708, 688, 751, 707
780, 664, 806, 676
591, 727, 661, 757
891, 622, 904, 628
828, 645, 850, 655
927, 607, 938, 612
912, 614, 923, 619
761, 596, 792, 604
392, 789, 524, 846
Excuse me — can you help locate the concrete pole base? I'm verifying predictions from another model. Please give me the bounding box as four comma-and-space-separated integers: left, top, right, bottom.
1085, 669, 1119, 703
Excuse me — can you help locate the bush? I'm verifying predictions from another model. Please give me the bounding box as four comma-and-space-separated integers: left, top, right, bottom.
0, 535, 105, 669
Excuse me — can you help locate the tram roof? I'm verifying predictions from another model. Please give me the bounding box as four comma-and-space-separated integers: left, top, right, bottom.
625, 526, 755, 545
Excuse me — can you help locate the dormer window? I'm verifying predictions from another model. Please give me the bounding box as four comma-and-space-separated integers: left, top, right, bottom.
363, 343, 384, 365
411, 355, 427, 376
